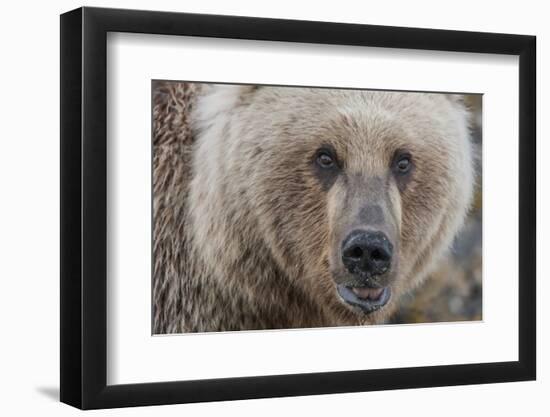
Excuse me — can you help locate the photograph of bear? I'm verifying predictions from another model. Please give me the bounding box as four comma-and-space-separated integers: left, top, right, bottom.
152, 81, 482, 334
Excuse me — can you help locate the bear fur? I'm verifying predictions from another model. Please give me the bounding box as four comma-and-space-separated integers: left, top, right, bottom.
152, 81, 475, 333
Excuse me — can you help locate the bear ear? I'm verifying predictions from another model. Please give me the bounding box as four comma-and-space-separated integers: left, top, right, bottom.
194, 84, 258, 121
445, 94, 467, 107
444, 93, 476, 126
192, 84, 260, 134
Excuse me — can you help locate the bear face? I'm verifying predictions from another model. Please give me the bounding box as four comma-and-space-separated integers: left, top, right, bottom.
189, 85, 474, 325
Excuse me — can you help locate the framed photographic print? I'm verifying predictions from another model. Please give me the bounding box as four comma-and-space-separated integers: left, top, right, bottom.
60, 6, 536, 410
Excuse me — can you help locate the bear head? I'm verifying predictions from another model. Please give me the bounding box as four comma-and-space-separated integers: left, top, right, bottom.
189, 85, 475, 325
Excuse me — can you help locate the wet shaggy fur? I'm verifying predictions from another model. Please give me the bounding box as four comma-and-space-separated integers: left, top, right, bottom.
152, 82, 475, 333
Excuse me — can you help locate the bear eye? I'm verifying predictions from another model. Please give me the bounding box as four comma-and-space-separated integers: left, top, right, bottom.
393, 152, 413, 175
316, 150, 336, 169
396, 157, 411, 172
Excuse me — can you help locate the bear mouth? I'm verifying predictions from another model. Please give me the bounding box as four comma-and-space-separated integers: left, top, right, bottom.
336, 284, 391, 315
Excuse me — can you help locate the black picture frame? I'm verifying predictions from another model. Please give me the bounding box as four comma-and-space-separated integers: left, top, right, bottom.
60, 6, 536, 410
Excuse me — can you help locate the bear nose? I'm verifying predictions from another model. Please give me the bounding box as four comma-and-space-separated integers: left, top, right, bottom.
341, 230, 393, 277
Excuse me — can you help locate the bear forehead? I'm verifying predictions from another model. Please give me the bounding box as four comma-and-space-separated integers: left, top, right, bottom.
252, 88, 466, 138
256, 87, 456, 116
248, 88, 468, 154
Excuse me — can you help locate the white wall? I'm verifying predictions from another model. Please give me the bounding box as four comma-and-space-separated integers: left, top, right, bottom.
0, 0, 545, 415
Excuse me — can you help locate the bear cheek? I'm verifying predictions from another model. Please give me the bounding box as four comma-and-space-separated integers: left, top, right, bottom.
399, 169, 449, 256
323, 180, 349, 276
261, 179, 324, 270
275, 175, 334, 276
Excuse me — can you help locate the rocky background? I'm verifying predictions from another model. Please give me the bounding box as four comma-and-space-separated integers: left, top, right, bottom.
390, 95, 483, 324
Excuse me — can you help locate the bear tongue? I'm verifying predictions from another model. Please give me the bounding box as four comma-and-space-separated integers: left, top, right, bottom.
352, 287, 384, 300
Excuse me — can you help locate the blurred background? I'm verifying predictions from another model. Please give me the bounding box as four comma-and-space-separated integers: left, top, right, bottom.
390, 95, 483, 324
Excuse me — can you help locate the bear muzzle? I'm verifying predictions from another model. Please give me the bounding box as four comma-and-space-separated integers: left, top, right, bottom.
335, 229, 395, 314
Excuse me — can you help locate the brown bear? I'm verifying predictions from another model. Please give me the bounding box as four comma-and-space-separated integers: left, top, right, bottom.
152, 81, 475, 333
